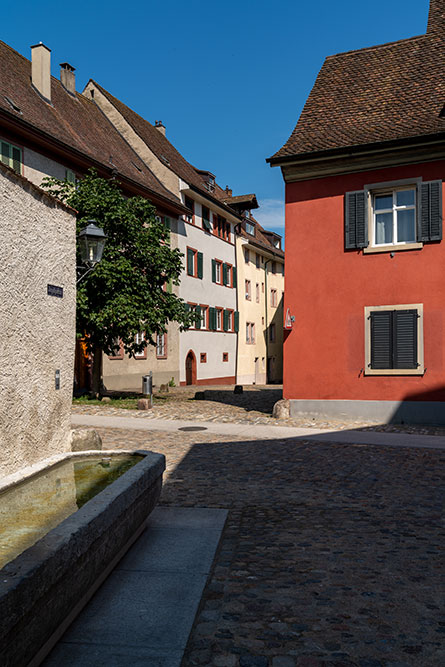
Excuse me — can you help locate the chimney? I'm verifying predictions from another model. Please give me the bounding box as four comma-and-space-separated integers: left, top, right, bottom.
31, 43, 51, 102
225, 186, 232, 197
427, 0, 445, 33
60, 62, 76, 95
155, 120, 166, 136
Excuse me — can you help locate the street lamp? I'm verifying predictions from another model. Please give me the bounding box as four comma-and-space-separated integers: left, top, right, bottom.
77, 220, 107, 283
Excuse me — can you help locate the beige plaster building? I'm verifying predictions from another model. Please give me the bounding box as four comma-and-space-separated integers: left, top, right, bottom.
221, 193, 285, 384
0, 163, 76, 477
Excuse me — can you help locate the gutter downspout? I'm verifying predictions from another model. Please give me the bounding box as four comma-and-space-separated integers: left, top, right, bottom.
264, 259, 271, 384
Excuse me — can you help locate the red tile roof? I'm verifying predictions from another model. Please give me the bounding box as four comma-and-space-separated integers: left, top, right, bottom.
0, 41, 182, 209
269, 1, 445, 161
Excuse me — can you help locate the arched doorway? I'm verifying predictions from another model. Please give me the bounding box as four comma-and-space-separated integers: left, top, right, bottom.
185, 350, 197, 385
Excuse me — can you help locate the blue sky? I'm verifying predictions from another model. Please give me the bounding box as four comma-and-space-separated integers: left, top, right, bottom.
3, 1, 430, 241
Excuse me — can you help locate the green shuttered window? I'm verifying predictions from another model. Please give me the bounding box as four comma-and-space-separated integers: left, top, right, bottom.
1, 140, 22, 174
345, 181, 442, 250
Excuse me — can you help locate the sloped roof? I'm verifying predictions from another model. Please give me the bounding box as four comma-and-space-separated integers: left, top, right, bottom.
0, 41, 182, 208
269, 1, 445, 161
89, 81, 214, 193
240, 217, 284, 258
221, 193, 259, 209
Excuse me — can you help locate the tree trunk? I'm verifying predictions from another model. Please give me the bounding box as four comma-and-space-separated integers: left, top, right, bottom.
91, 345, 103, 397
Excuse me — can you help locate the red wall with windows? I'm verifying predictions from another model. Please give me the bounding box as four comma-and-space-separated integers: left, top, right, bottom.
284, 160, 445, 402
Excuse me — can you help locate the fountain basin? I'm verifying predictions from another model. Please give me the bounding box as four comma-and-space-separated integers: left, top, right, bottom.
0, 449, 165, 667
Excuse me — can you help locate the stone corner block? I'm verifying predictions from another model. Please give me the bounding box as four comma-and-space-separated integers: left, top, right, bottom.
70, 428, 102, 452
137, 398, 152, 410
272, 398, 290, 420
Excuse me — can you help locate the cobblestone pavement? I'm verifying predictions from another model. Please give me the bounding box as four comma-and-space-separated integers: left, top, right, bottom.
85, 425, 445, 667
72, 386, 445, 436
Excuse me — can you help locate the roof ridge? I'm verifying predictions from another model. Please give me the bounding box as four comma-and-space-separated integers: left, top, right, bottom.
325, 33, 426, 60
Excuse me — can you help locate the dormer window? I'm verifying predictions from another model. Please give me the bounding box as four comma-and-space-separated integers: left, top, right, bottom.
245, 221, 255, 236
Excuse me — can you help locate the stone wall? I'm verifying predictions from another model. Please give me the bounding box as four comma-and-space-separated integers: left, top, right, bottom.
0, 164, 76, 477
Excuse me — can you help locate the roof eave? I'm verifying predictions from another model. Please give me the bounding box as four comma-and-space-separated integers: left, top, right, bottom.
0, 107, 187, 215
267, 131, 445, 167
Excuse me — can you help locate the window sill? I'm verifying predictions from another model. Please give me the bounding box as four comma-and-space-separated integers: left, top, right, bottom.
364, 367, 424, 376
363, 242, 423, 254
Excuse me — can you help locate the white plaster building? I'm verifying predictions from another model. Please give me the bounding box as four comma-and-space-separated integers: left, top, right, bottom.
84, 81, 243, 385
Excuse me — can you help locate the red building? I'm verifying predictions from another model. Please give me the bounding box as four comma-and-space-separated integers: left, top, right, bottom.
268, 1, 445, 424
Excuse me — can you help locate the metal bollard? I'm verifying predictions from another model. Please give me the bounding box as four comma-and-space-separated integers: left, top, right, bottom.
142, 372, 153, 406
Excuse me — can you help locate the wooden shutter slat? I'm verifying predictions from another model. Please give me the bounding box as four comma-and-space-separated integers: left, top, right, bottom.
1, 141, 10, 166
197, 252, 203, 279
11, 147, 21, 174
232, 266, 237, 288
370, 311, 392, 369
187, 248, 194, 276
195, 305, 202, 329
211, 259, 216, 283
420, 181, 443, 242
223, 263, 228, 286
393, 310, 417, 369
345, 191, 368, 249
234, 311, 239, 333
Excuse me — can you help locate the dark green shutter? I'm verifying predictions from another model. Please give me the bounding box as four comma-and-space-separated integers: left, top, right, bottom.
222, 263, 228, 286
187, 248, 194, 276
197, 252, 203, 279
232, 266, 237, 288
65, 168, 75, 183
11, 147, 21, 174
1, 141, 10, 166
393, 310, 418, 369
370, 309, 418, 370
212, 259, 216, 283
345, 191, 368, 249
419, 181, 442, 242
195, 305, 202, 329
223, 309, 229, 331
209, 307, 216, 331
370, 311, 392, 369
234, 311, 239, 333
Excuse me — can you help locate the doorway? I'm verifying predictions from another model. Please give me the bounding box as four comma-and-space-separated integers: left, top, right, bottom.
185, 350, 197, 385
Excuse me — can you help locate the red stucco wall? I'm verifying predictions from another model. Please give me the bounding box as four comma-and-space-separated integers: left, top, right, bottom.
284, 160, 445, 403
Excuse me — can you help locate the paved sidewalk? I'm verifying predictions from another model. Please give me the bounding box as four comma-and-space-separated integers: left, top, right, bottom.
43, 507, 227, 667
72, 413, 445, 450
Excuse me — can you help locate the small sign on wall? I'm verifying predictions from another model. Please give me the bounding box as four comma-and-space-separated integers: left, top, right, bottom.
47, 284, 63, 298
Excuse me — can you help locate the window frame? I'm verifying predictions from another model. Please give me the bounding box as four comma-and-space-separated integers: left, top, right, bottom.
245, 279, 251, 300
0, 138, 22, 175
184, 196, 195, 224
270, 288, 277, 308
363, 178, 423, 254
108, 337, 124, 360
156, 333, 168, 359
186, 247, 203, 279
134, 331, 147, 359
364, 303, 424, 375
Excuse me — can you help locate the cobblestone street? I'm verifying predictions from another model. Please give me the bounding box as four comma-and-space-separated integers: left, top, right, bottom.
73, 386, 445, 436
84, 417, 445, 667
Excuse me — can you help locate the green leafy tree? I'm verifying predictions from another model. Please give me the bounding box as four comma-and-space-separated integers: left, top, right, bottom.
42, 170, 194, 394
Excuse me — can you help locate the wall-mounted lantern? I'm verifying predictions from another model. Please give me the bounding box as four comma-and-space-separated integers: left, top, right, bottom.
77, 220, 107, 283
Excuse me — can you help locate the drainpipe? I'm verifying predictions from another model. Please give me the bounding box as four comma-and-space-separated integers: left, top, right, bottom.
264, 259, 271, 383
234, 237, 240, 384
